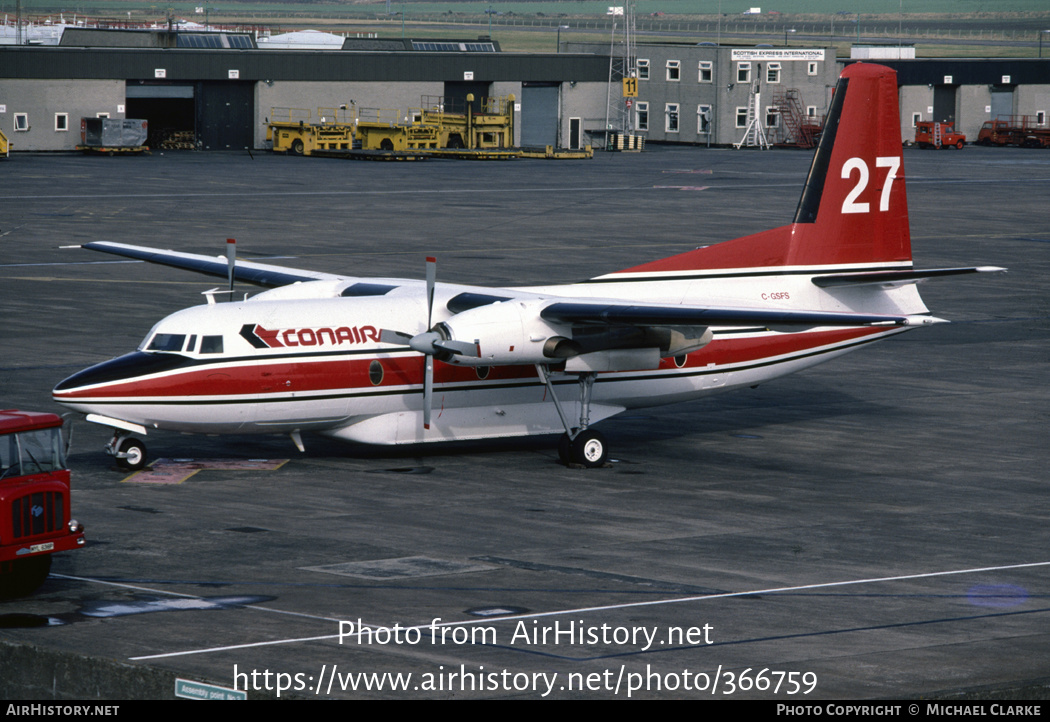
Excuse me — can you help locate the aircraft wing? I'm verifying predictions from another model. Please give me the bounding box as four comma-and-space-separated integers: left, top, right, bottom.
538, 301, 920, 330
77, 241, 346, 287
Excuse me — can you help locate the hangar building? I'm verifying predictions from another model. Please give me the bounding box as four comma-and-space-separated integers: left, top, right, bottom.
2, 28, 1048, 151
0, 31, 608, 152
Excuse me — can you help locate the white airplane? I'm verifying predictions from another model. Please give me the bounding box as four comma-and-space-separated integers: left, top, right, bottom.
53, 64, 1002, 470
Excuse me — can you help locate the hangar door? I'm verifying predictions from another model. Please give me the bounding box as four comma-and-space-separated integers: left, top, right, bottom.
520, 82, 559, 148
990, 87, 1014, 120
933, 85, 957, 124
125, 83, 195, 149
125, 81, 253, 150
197, 81, 253, 150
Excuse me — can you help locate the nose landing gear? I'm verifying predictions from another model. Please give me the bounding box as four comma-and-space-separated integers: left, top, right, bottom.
107, 431, 148, 471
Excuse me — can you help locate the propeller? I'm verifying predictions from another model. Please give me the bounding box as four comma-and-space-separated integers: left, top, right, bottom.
226, 238, 236, 299
379, 257, 478, 430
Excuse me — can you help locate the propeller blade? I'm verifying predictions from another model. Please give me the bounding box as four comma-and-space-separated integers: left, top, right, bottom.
380, 329, 413, 346
226, 238, 236, 299
423, 353, 434, 430
425, 256, 436, 330
434, 338, 480, 357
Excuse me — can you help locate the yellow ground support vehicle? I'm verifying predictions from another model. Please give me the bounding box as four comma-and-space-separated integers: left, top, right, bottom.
0, 128, 9, 157
267, 95, 590, 160
268, 95, 515, 155
355, 94, 514, 151
267, 106, 356, 156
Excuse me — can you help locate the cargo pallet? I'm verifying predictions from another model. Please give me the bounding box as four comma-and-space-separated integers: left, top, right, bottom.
75, 145, 151, 156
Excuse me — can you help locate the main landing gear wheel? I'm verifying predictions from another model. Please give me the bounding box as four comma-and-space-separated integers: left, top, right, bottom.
572, 429, 608, 468
559, 429, 608, 468
116, 438, 148, 471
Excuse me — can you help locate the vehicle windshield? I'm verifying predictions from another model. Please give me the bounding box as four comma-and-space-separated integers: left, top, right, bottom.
0, 427, 65, 480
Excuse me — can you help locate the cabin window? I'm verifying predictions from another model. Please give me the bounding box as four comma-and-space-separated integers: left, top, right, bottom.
368, 360, 384, 386
200, 335, 224, 354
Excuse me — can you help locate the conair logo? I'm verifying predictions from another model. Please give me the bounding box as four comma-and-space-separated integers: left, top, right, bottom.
240, 324, 380, 349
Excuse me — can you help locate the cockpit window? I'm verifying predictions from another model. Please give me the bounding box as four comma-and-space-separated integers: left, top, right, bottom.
200, 335, 224, 354
147, 333, 187, 353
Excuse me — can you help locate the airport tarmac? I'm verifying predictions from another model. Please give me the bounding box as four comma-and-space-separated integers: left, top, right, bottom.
0, 145, 1047, 700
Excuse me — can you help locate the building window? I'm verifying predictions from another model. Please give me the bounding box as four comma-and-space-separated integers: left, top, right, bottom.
911, 112, 922, 127
765, 107, 780, 128
807, 61, 819, 76
14, 113, 28, 132
735, 107, 749, 128
807, 106, 817, 117
698, 104, 712, 134
96, 112, 110, 119
666, 60, 681, 82
698, 61, 713, 83
637, 59, 649, 80
736, 62, 751, 83
55, 113, 69, 132
1038, 111, 1046, 126
665, 103, 679, 133
636, 101, 649, 131
766, 62, 781, 84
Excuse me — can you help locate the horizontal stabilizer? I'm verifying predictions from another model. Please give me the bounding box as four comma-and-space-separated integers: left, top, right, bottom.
813, 266, 1007, 288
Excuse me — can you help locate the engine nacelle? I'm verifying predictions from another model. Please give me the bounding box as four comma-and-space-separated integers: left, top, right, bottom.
440, 299, 567, 366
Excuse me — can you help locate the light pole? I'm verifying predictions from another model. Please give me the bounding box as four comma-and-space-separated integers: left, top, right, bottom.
557, 25, 568, 53
1041, 30, 1050, 58
785, 28, 795, 46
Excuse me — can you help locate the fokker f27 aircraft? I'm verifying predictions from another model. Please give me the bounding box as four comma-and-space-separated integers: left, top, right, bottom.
53, 64, 1002, 469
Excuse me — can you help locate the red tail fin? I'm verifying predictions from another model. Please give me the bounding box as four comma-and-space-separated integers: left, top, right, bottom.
616, 63, 911, 275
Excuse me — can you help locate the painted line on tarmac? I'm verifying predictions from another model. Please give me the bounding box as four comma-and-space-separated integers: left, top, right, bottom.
109, 559, 1050, 661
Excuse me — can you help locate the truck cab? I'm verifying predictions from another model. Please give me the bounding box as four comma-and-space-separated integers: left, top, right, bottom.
0, 410, 85, 598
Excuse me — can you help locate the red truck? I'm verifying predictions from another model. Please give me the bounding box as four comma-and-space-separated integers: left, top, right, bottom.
0, 410, 85, 598
914, 121, 965, 150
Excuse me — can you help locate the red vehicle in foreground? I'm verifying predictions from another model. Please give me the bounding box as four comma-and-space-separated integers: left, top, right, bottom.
0, 410, 85, 598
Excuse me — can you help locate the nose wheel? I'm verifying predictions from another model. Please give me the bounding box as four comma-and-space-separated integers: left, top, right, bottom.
106, 432, 148, 471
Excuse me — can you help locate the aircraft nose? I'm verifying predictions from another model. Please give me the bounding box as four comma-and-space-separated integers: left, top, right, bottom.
53, 352, 189, 396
